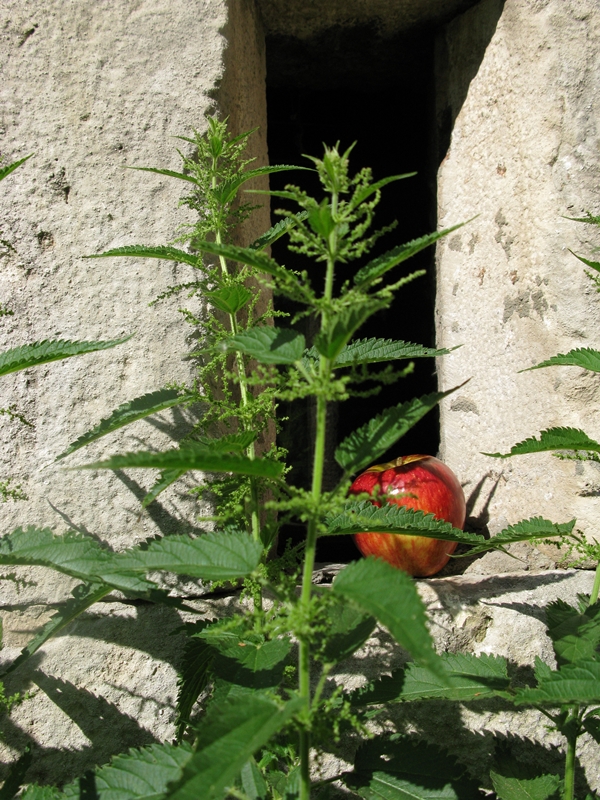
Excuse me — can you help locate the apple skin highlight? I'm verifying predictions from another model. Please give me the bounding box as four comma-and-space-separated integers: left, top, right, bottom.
349, 455, 466, 578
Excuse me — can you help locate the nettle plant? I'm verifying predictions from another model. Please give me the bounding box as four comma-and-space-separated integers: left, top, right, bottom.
0, 120, 598, 800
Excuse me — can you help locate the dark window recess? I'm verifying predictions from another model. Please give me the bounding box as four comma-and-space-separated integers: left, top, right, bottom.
266, 25, 438, 562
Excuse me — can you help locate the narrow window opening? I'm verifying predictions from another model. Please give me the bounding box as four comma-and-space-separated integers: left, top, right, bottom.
266, 25, 438, 561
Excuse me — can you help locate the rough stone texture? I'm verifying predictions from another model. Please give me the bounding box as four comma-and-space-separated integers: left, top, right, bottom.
0, 0, 224, 549
0, 0, 269, 780
0, 0, 269, 566
435, 0, 600, 558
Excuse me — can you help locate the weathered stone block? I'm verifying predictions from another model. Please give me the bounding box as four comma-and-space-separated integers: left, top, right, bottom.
435, 0, 600, 554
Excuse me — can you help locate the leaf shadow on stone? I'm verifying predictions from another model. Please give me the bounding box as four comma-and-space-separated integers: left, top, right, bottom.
320, 617, 596, 794
465, 471, 501, 534
0, 671, 160, 787
434, 472, 500, 578
141, 402, 201, 441
49, 601, 187, 668
425, 569, 578, 604
46, 500, 109, 547
113, 468, 206, 538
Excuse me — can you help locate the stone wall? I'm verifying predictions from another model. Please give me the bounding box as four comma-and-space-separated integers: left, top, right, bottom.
435, 0, 600, 557
1, 0, 599, 790
0, 0, 269, 777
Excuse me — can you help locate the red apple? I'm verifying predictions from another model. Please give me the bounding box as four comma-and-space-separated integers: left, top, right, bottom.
349, 455, 466, 577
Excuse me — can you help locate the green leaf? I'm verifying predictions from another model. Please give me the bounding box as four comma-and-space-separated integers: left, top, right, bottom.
69, 741, 194, 800
214, 164, 310, 206
0, 336, 131, 377
349, 173, 416, 211
175, 620, 219, 739
534, 656, 554, 684
204, 285, 253, 315
227, 326, 306, 365
514, 660, 600, 705
127, 166, 200, 185
465, 517, 576, 556
0, 583, 111, 678
194, 431, 258, 453
522, 348, 600, 374
185, 240, 282, 275
333, 559, 445, 677
241, 758, 269, 800
211, 637, 292, 692
142, 469, 186, 507
0, 154, 33, 182
140, 433, 256, 507
307, 200, 336, 238
571, 251, 600, 274
567, 213, 600, 225
77, 444, 283, 479
354, 222, 467, 288
324, 501, 483, 546
314, 303, 385, 361
249, 212, 308, 252
333, 338, 458, 368
335, 388, 458, 474
351, 653, 509, 705
545, 599, 600, 666
345, 736, 480, 800
21, 787, 62, 800
0, 526, 155, 594
322, 602, 377, 664
485, 427, 600, 458
56, 388, 193, 461
168, 694, 303, 800
115, 530, 263, 581
490, 770, 560, 800
85, 245, 201, 269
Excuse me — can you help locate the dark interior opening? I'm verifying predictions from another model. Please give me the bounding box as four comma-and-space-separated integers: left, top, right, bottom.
266, 24, 438, 562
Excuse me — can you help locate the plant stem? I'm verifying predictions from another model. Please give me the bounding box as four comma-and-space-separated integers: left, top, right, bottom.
213, 216, 261, 545
298, 235, 337, 800
563, 722, 577, 800
589, 560, 600, 606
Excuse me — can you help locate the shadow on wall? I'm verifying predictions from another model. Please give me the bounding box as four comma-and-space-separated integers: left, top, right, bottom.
435, 0, 506, 165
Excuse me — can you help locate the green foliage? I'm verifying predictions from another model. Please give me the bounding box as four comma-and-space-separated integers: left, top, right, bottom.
343, 736, 480, 800
0, 337, 132, 376
6, 119, 600, 800
350, 652, 510, 705
490, 770, 561, 800
227, 326, 306, 365
334, 388, 459, 474
486, 427, 600, 459
324, 501, 483, 543
56, 387, 195, 460
114, 530, 263, 580
522, 348, 600, 374
332, 558, 444, 677
332, 337, 458, 368
78, 444, 283, 479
